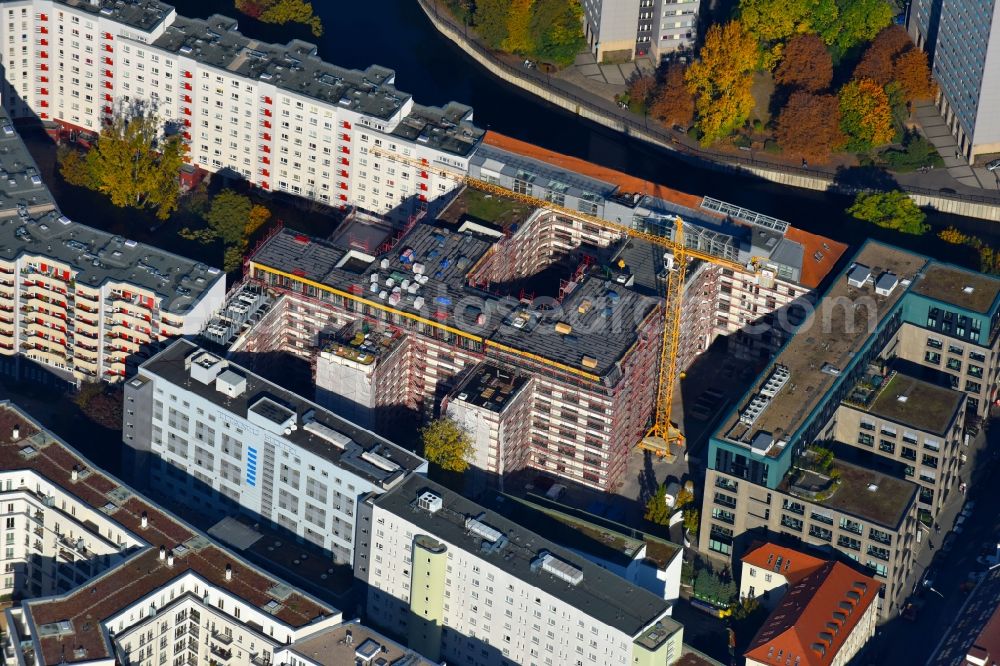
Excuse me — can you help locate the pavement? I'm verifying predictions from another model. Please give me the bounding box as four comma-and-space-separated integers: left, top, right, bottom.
862, 411, 1000, 666
556, 52, 658, 102
912, 100, 1000, 191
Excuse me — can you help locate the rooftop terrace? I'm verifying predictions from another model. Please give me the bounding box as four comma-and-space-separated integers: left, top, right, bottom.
138, 340, 426, 487
0, 403, 333, 665
722, 243, 929, 456
0, 111, 223, 313
377, 475, 677, 637
782, 456, 917, 528
450, 363, 529, 413
284, 620, 435, 666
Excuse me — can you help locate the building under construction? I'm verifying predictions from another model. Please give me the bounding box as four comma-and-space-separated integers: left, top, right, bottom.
216, 136, 846, 492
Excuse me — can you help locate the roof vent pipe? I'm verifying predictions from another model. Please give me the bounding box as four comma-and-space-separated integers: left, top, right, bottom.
225, 564, 232, 581
141, 512, 148, 529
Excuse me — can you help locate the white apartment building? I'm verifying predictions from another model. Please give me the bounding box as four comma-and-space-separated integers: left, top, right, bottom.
0, 108, 225, 386
123, 339, 428, 564
579, 0, 700, 61
0, 1, 483, 222
357, 475, 684, 666
0, 400, 363, 666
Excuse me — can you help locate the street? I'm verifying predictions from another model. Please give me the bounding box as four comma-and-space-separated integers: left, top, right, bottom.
863, 416, 1000, 665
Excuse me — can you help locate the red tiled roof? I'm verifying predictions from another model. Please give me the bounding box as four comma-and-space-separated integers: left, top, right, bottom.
741, 542, 828, 584
0, 404, 332, 665
782, 226, 848, 290
965, 602, 1000, 665
483, 132, 710, 212
744, 561, 880, 666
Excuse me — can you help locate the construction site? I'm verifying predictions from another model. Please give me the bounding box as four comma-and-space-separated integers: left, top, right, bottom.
203, 135, 847, 493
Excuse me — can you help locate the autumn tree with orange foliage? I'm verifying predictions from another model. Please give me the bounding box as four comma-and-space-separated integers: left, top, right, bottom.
894, 49, 935, 101
774, 34, 833, 92
854, 26, 912, 85
839, 78, 895, 151
649, 64, 694, 127
627, 74, 658, 108
776, 92, 844, 162
854, 26, 935, 102
685, 20, 760, 144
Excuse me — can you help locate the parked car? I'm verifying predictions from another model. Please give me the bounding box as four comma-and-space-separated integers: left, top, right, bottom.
986, 158, 1000, 172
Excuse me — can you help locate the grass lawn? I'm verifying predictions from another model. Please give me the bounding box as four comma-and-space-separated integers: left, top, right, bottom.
750, 71, 775, 126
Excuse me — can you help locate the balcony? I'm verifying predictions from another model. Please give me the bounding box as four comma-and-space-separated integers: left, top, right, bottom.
209, 646, 232, 661
211, 631, 233, 646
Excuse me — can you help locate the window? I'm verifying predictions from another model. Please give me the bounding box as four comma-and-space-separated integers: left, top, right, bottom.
924, 351, 941, 364
946, 358, 962, 372
879, 440, 895, 454
857, 433, 874, 447
926, 337, 942, 349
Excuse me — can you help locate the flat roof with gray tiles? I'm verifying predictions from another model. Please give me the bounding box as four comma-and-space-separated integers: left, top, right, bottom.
56, 0, 175, 33
251, 225, 658, 378
0, 111, 223, 314
139, 340, 426, 487
376, 475, 677, 638
152, 15, 482, 157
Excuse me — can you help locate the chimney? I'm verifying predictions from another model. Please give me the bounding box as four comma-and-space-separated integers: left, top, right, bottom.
159, 546, 166, 561
11, 426, 20, 441
167, 551, 174, 568
71, 467, 79, 482
141, 512, 148, 529
225, 564, 232, 582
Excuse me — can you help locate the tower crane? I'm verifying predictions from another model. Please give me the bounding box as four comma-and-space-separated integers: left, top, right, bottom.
368, 147, 759, 458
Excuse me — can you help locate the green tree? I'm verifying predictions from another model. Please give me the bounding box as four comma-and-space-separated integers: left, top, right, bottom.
686, 20, 760, 144
683, 507, 700, 536
831, 0, 895, 52
206, 189, 253, 246
502, 0, 535, 53
839, 78, 895, 151
181, 190, 271, 272
848, 191, 929, 235
57, 146, 99, 190
644, 483, 672, 526
88, 102, 185, 220
421, 418, 473, 473
528, 0, 586, 66
474, 0, 510, 48
738, 0, 814, 45
235, 0, 323, 36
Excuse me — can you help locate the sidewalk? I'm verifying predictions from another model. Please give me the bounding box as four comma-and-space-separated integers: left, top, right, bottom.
556, 52, 656, 102
912, 101, 1000, 191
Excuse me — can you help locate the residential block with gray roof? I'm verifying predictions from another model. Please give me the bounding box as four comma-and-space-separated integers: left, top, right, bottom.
0, 108, 225, 386
358, 474, 684, 666
123, 339, 428, 564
